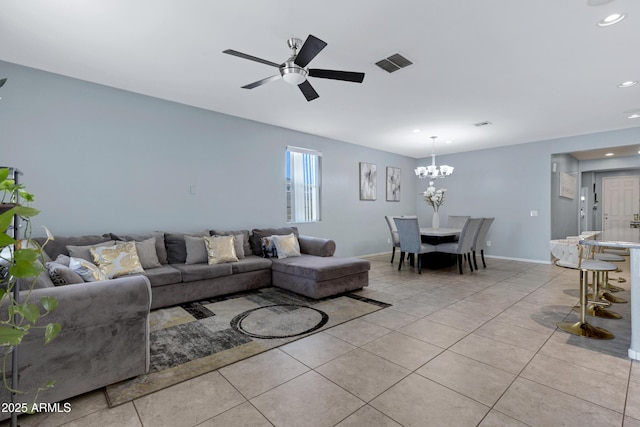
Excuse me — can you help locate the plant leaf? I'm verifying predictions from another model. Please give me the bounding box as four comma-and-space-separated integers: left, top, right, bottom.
0, 325, 26, 346
40, 296, 58, 313
14, 206, 40, 218
0, 168, 8, 182
45, 323, 61, 344
0, 232, 15, 248
20, 303, 41, 324
0, 209, 15, 233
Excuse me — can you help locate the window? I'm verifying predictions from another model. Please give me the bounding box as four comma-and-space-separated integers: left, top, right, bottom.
286, 146, 322, 223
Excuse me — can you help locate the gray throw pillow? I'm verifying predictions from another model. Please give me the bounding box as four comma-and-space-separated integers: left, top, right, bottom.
135, 237, 162, 269
67, 240, 115, 262
184, 235, 208, 264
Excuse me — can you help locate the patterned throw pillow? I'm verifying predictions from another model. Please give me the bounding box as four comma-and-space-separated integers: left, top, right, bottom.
271, 233, 301, 259
90, 242, 145, 279
261, 236, 278, 258
69, 257, 108, 282
204, 235, 238, 264
45, 261, 84, 286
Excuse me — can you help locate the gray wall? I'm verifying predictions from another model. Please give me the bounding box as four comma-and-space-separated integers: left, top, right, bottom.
416, 127, 640, 262
0, 61, 416, 257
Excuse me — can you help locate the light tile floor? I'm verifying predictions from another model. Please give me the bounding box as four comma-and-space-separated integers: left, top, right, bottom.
7, 253, 640, 427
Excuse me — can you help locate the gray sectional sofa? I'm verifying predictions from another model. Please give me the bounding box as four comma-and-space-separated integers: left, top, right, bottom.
0, 226, 369, 418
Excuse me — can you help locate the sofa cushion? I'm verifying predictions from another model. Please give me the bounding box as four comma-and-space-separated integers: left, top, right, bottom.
270, 254, 370, 282
230, 255, 272, 274
184, 235, 207, 264
210, 229, 250, 257
138, 265, 182, 287
165, 231, 209, 264
250, 227, 299, 256
110, 231, 168, 265
171, 263, 233, 282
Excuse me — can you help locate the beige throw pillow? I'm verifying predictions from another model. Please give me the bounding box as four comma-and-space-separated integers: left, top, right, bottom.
90, 242, 145, 279
204, 235, 238, 265
271, 233, 301, 259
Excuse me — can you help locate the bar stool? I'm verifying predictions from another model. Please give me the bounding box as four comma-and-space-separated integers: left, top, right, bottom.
595, 247, 628, 293
557, 245, 616, 339
593, 248, 628, 301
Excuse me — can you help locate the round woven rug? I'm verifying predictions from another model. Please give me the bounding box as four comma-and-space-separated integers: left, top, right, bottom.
231, 304, 329, 339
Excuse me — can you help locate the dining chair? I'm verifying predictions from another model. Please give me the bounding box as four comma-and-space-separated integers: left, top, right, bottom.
434, 218, 483, 274
384, 215, 401, 264
472, 217, 494, 269
446, 216, 469, 241
447, 215, 470, 229
393, 217, 436, 274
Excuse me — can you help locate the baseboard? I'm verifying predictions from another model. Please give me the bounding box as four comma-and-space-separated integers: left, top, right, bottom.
484, 255, 552, 265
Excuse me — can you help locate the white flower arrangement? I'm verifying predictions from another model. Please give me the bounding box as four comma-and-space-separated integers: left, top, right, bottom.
423, 185, 446, 211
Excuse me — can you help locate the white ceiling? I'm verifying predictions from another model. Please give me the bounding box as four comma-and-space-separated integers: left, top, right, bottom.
1, 0, 639, 159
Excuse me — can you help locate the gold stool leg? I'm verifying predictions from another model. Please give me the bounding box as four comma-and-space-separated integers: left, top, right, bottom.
600, 272, 628, 304
558, 270, 615, 339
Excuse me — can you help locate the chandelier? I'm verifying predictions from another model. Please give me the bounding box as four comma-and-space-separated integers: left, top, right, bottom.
414, 136, 454, 179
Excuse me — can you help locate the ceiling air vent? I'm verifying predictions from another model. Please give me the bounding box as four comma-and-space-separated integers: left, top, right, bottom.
474, 121, 492, 127
375, 53, 413, 73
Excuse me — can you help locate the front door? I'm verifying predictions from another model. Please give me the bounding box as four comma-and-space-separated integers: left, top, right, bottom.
602, 176, 640, 230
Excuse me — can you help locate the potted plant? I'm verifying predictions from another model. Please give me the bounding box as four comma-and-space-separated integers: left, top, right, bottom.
0, 167, 60, 425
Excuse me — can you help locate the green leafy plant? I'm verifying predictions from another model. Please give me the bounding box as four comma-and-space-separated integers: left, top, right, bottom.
0, 167, 60, 410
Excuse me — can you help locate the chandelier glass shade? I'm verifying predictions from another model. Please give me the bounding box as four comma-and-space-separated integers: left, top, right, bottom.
414, 136, 454, 179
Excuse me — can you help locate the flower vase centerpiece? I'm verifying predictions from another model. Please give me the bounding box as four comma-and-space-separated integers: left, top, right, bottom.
423, 184, 447, 229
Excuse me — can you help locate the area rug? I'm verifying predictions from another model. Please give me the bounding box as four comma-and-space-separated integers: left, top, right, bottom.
105, 286, 390, 407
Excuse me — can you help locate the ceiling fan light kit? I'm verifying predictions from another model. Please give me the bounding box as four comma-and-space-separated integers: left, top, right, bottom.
223, 34, 365, 101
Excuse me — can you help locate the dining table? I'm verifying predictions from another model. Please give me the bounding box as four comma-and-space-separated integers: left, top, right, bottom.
420, 227, 462, 238
416, 227, 463, 269
579, 227, 640, 360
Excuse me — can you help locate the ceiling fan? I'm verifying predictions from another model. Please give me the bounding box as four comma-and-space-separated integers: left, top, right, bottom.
223, 35, 365, 101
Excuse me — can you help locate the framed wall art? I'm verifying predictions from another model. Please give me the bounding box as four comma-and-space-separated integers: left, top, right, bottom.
359, 162, 377, 200
386, 167, 400, 201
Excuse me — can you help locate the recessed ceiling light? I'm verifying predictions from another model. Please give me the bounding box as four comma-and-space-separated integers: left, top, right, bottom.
412, 129, 421, 133
618, 81, 638, 88
445, 140, 453, 144
598, 13, 626, 26
629, 113, 640, 119
605, 152, 614, 156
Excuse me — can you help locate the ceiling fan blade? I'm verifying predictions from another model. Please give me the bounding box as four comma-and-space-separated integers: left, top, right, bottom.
242, 75, 281, 89
298, 80, 319, 101
294, 35, 327, 68
308, 69, 365, 83
223, 49, 281, 68
0, 78, 6, 88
